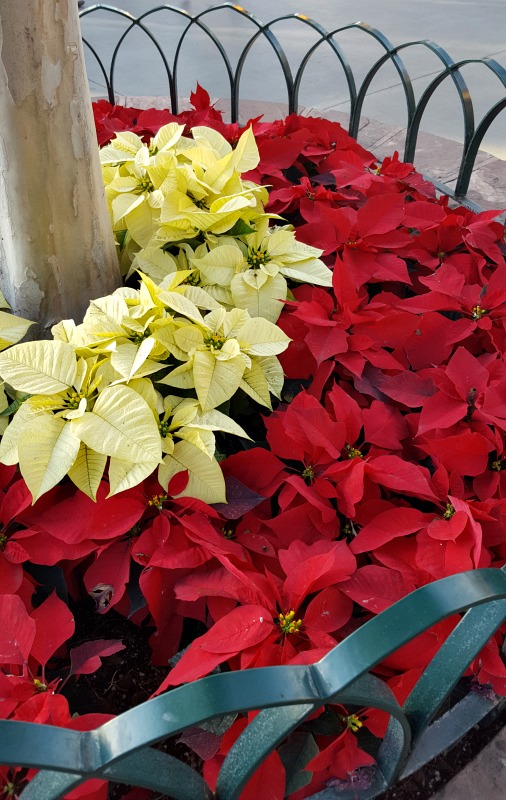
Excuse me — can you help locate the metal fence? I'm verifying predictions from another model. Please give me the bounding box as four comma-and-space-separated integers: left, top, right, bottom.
79, 3, 506, 205
1, 568, 506, 798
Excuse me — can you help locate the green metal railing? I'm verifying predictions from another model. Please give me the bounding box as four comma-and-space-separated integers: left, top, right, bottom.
1, 567, 506, 798
79, 3, 506, 206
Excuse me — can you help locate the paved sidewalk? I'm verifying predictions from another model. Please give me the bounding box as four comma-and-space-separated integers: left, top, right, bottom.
432, 726, 506, 799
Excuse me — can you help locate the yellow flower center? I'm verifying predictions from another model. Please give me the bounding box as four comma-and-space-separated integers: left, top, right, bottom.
343, 520, 358, 538
443, 502, 456, 519
472, 305, 487, 319
247, 246, 271, 268
184, 270, 201, 286
302, 465, 315, 483
33, 679, 48, 693
491, 459, 503, 472
278, 610, 303, 635
341, 713, 363, 732
204, 333, 226, 350
138, 178, 155, 193
158, 420, 171, 438
132, 329, 151, 344
149, 494, 168, 510
346, 445, 363, 459
65, 389, 85, 410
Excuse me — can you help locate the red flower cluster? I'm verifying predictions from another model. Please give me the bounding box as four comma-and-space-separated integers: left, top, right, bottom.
1, 89, 505, 798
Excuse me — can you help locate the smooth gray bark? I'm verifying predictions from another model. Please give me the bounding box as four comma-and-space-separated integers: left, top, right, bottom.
0, 0, 121, 338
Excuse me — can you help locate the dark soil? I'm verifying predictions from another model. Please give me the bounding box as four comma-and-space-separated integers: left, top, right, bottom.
58, 602, 505, 800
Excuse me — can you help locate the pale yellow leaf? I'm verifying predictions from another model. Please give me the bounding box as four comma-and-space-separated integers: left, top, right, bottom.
0, 291, 11, 309
0, 385, 9, 435
0, 402, 42, 465
0, 340, 77, 394
190, 127, 232, 158
108, 457, 159, 496
255, 355, 285, 399
181, 286, 221, 311
125, 200, 161, 249
153, 122, 185, 151
71, 385, 162, 464
112, 192, 145, 226
177, 427, 216, 458
158, 291, 205, 325
127, 378, 161, 413
68, 443, 107, 500
193, 350, 245, 412
195, 245, 243, 287
0, 310, 34, 350
129, 247, 178, 283
110, 339, 157, 381
173, 326, 205, 353
18, 415, 81, 502
238, 317, 290, 356
232, 126, 260, 173
158, 360, 196, 390
231, 272, 287, 323
281, 259, 333, 286
192, 408, 251, 440
158, 441, 226, 503
239, 360, 272, 408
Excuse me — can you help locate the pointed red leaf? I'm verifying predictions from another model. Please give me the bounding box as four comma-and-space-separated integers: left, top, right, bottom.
30, 591, 75, 666
0, 479, 32, 525
304, 587, 353, 633
350, 507, 431, 554
357, 193, 404, 237
0, 594, 36, 665
201, 604, 273, 654
367, 455, 437, 500
341, 565, 416, 613
168, 469, 189, 496
70, 639, 125, 676
239, 750, 286, 800
84, 539, 132, 611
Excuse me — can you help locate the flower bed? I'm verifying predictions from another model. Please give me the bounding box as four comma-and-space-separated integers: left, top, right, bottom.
0, 86, 505, 799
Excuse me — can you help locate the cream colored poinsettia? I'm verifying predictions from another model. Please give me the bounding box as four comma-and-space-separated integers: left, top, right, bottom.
101, 123, 269, 269
0, 341, 163, 501
160, 306, 289, 412
189, 218, 332, 322
0, 269, 290, 503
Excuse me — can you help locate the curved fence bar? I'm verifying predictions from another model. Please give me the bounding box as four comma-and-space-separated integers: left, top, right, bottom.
79, 3, 506, 203
1, 567, 506, 799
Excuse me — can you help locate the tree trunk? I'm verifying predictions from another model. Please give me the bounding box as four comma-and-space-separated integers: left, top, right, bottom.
0, 0, 121, 338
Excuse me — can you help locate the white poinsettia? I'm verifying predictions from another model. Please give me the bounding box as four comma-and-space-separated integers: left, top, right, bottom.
188, 218, 332, 322
0, 341, 162, 501
160, 306, 290, 411
101, 124, 270, 267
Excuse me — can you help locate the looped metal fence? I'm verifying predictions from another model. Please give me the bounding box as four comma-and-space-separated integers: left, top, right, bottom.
79, 3, 506, 204
2, 567, 506, 798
